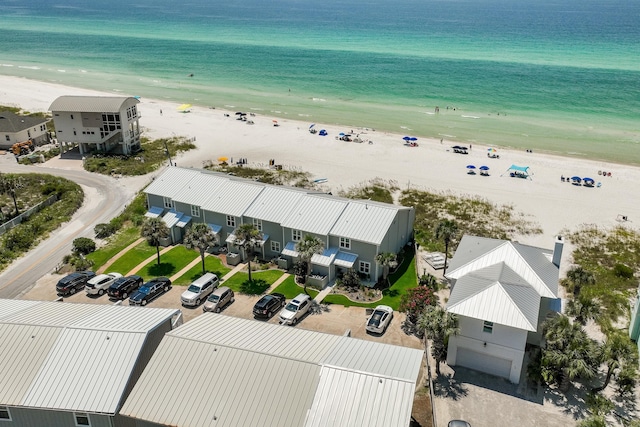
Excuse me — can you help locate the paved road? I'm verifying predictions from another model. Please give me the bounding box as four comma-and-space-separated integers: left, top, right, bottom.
0, 160, 140, 298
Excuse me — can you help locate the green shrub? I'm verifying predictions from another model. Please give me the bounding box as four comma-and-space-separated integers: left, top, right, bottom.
73, 237, 96, 255
613, 263, 634, 279
95, 223, 118, 238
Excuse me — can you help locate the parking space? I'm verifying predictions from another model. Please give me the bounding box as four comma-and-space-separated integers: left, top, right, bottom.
27, 273, 423, 349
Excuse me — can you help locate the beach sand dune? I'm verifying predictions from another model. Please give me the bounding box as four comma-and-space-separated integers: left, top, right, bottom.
2, 75, 639, 267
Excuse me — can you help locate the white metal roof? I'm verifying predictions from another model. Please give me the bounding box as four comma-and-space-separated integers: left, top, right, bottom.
201, 179, 265, 217
0, 299, 41, 321
144, 167, 202, 199
311, 246, 339, 267
281, 195, 347, 235
49, 95, 138, 113
171, 173, 226, 206
330, 201, 402, 245
0, 299, 179, 414
120, 315, 423, 427
243, 186, 310, 223
446, 235, 558, 299
162, 210, 183, 228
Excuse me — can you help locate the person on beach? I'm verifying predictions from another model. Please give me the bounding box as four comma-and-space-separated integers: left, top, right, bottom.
160, 109, 163, 115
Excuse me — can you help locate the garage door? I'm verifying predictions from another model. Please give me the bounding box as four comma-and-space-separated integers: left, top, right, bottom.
455, 347, 512, 379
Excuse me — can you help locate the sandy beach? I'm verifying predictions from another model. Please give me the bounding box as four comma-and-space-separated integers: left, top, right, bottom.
2, 75, 639, 270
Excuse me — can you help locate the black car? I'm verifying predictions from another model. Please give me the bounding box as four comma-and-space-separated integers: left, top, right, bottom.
129, 277, 172, 306
108, 275, 143, 300
56, 271, 96, 296
253, 293, 286, 318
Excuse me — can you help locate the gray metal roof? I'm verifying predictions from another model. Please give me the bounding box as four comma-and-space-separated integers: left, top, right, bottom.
305, 366, 416, 427
0, 111, 48, 133
120, 314, 423, 427
330, 200, 403, 245
0, 299, 179, 414
446, 235, 558, 299
171, 173, 226, 206
281, 195, 348, 235
144, 167, 202, 199
201, 179, 265, 217
243, 186, 310, 223
49, 95, 139, 113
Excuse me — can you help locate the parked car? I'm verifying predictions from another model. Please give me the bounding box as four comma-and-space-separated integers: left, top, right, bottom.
366, 305, 394, 334
203, 286, 234, 313
253, 293, 286, 319
279, 293, 312, 325
56, 271, 96, 296
448, 421, 471, 427
85, 272, 123, 296
129, 277, 172, 306
181, 273, 219, 307
107, 275, 143, 300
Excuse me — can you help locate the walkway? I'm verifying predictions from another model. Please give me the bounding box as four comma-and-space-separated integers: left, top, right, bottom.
96, 237, 145, 274
313, 283, 336, 303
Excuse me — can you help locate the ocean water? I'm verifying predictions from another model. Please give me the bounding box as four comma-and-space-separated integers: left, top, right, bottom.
1, 0, 639, 164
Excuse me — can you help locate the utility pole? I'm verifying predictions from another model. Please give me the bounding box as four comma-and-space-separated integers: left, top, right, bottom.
163, 140, 174, 166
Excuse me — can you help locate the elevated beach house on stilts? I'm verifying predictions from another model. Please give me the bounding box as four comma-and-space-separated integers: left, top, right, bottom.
144, 167, 415, 287
49, 96, 142, 155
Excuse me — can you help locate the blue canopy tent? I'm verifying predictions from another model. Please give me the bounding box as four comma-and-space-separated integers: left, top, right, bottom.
502, 164, 532, 179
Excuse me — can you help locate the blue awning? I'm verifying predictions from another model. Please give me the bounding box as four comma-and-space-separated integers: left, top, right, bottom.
207, 224, 222, 235
334, 251, 358, 268
509, 165, 530, 172
145, 206, 164, 218
281, 241, 299, 257
176, 215, 191, 228
311, 247, 339, 267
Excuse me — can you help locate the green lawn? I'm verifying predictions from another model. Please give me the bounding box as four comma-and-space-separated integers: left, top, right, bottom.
271, 276, 319, 299
86, 227, 142, 270
222, 269, 285, 294
137, 245, 200, 280
173, 255, 232, 285
103, 239, 158, 276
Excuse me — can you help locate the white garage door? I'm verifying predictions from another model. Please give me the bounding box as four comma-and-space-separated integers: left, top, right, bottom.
455, 347, 512, 379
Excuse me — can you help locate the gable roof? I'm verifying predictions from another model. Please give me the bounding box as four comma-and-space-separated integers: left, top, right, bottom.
0, 299, 179, 414
201, 179, 266, 217
144, 167, 203, 199
330, 200, 405, 244
446, 235, 558, 298
120, 314, 423, 427
0, 111, 48, 133
281, 195, 348, 235
243, 185, 311, 223
49, 96, 139, 113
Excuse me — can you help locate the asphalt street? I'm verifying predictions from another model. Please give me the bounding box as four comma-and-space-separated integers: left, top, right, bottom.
0, 158, 142, 298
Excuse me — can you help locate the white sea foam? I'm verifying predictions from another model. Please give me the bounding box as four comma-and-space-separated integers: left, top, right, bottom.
79, 69, 87, 73
57, 70, 66, 73
18, 66, 40, 70
1, 64, 15, 67
461, 115, 479, 119
312, 98, 326, 102
424, 112, 435, 115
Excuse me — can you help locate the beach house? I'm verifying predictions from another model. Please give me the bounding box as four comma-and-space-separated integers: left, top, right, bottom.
0, 299, 181, 427
119, 314, 424, 427
144, 167, 415, 285
49, 96, 142, 155
444, 235, 563, 383
0, 111, 49, 151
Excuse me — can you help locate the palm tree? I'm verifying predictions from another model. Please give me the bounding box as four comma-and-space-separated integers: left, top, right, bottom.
417, 305, 459, 375
592, 331, 637, 393
141, 217, 170, 265
375, 252, 397, 285
566, 294, 600, 325
566, 266, 596, 296
541, 314, 599, 392
234, 223, 263, 282
183, 223, 217, 275
295, 234, 324, 293
0, 173, 25, 216
434, 219, 458, 273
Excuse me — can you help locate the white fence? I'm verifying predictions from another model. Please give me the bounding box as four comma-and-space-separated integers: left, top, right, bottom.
0, 194, 58, 236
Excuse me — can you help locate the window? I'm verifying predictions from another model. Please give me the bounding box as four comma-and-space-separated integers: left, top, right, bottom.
339, 237, 351, 249
191, 205, 200, 217
163, 197, 173, 209
252, 218, 262, 231
271, 241, 280, 252
74, 413, 90, 426
292, 229, 302, 241
0, 406, 12, 421
483, 321, 494, 334
359, 261, 370, 274
226, 215, 235, 227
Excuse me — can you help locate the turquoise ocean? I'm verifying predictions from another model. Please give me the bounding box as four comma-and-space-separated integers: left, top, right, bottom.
1, 0, 639, 164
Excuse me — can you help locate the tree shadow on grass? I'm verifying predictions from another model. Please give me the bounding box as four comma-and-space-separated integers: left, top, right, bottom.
148, 262, 176, 277
240, 279, 270, 295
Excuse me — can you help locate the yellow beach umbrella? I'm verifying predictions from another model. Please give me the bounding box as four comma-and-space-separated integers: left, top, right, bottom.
177, 103, 192, 112
218, 156, 228, 162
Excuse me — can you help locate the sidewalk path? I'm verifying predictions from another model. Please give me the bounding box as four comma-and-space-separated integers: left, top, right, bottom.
266, 272, 290, 293
313, 283, 336, 303
96, 237, 145, 274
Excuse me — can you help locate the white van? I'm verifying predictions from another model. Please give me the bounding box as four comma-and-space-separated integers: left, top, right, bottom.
181, 273, 219, 307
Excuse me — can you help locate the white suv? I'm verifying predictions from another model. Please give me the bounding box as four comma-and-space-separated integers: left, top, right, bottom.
85, 272, 123, 296
181, 273, 219, 307
279, 293, 312, 325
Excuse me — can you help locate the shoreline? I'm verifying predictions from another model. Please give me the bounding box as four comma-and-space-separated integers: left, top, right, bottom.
2, 74, 639, 267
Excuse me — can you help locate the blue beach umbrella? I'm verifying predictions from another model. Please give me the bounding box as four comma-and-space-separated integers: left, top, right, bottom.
409, 137, 418, 141
479, 166, 489, 170
403, 136, 411, 141
466, 165, 476, 169
571, 176, 581, 181
583, 177, 594, 182
339, 132, 345, 136
309, 123, 315, 129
